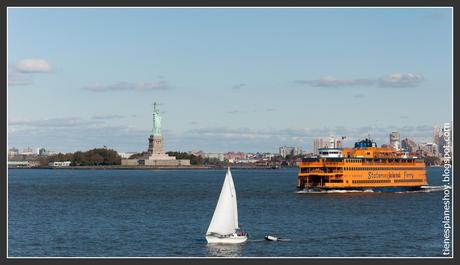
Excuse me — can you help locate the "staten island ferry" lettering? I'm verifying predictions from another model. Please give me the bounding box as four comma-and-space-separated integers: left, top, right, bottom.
368, 172, 401, 179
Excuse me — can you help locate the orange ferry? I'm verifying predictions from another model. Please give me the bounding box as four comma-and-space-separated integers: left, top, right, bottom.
297, 138, 427, 192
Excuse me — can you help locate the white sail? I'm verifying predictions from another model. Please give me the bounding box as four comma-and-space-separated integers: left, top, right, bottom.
206, 168, 238, 236
227, 168, 239, 230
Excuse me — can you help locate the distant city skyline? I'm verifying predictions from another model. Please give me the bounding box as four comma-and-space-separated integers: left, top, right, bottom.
8, 7, 453, 153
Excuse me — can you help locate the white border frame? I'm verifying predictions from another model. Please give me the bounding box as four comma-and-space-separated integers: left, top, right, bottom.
6, 6, 455, 259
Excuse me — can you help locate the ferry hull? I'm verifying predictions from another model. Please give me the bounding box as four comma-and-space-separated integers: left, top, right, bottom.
298, 185, 424, 193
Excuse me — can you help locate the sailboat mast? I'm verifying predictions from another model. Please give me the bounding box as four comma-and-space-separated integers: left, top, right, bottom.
227, 168, 239, 230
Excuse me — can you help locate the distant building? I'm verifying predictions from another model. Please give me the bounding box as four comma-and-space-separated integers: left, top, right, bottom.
8, 160, 40, 168
20, 147, 34, 156
293, 146, 303, 156
8, 147, 19, 157
205, 153, 225, 162
262, 153, 275, 160
117, 152, 137, 159
224, 152, 247, 162
238, 158, 258, 164
401, 138, 417, 153
313, 138, 328, 154
190, 150, 205, 157
433, 124, 452, 156
313, 137, 342, 154
38, 148, 47, 156
417, 143, 439, 157
49, 161, 72, 167
279, 146, 292, 158
389, 132, 400, 150
328, 137, 342, 149
279, 146, 302, 158
433, 125, 442, 144
47, 150, 57, 156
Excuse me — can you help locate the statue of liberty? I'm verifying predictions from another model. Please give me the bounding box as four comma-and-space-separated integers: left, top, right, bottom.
152, 102, 162, 136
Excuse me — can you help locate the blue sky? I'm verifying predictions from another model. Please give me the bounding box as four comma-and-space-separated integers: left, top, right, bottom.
8, 7, 453, 153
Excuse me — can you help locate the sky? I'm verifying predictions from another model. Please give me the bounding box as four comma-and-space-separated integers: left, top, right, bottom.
7, 7, 453, 153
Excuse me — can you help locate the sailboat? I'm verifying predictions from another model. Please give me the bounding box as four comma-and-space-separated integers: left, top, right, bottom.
206, 168, 247, 244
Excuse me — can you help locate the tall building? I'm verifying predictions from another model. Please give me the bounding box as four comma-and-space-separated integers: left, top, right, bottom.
293, 146, 303, 156
433, 125, 442, 143
389, 132, 400, 150
8, 147, 19, 157
313, 137, 342, 154
328, 136, 342, 149
278, 146, 302, 158
38, 148, 47, 156
433, 124, 452, 156
401, 138, 417, 153
313, 138, 327, 154
417, 143, 439, 157
279, 146, 294, 158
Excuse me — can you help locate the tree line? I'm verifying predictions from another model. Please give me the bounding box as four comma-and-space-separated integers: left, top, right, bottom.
43, 148, 121, 166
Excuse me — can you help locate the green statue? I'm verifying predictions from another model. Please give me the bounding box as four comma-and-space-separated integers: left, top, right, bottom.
152, 102, 162, 136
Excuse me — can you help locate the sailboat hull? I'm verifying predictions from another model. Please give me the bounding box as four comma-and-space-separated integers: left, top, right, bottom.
206, 234, 248, 244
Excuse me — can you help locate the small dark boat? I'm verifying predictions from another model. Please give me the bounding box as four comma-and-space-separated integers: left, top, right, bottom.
265, 235, 278, 241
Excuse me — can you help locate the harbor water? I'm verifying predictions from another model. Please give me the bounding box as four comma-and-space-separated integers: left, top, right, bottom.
8, 167, 448, 257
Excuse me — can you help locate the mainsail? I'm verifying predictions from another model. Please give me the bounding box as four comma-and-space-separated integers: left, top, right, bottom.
206, 168, 239, 236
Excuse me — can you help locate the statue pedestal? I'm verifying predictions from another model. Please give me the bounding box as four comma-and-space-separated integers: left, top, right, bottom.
147, 154, 176, 160
146, 134, 176, 160
148, 135, 165, 155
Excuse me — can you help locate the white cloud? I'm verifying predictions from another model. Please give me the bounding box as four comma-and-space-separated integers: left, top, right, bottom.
9, 117, 99, 128
378, 73, 424, 88
16, 59, 53, 73
296, 76, 374, 88
296, 73, 424, 88
83, 81, 170, 92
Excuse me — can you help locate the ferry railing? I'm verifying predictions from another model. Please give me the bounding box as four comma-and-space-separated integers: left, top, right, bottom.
300, 169, 344, 174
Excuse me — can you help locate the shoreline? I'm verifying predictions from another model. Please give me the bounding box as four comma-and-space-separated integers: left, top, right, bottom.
8, 165, 284, 170
8, 164, 442, 170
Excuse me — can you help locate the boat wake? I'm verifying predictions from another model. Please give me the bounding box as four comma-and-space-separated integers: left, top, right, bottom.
395, 185, 447, 193
246, 238, 291, 242
296, 186, 446, 194
277, 238, 291, 242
